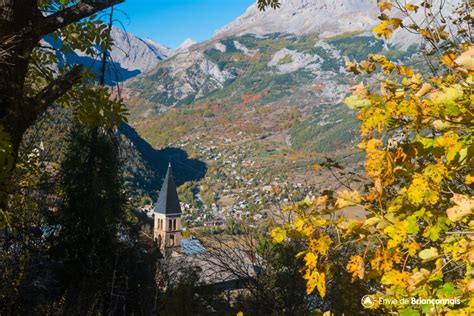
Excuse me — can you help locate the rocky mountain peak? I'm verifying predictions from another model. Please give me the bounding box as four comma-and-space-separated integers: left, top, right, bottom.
109, 26, 171, 74
175, 38, 198, 52
215, 0, 379, 38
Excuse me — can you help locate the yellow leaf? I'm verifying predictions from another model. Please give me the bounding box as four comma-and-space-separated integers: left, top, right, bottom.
371, 249, 397, 272
293, 217, 305, 232
423, 163, 447, 184
304, 252, 318, 269
343, 95, 370, 109
399, 65, 414, 77
317, 272, 326, 297
345, 60, 358, 73
420, 28, 433, 40
336, 190, 362, 208
302, 224, 315, 237
314, 195, 328, 206
381, 269, 410, 287
465, 173, 474, 185
415, 83, 432, 97
369, 54, 388, 63
312, 232, 332, 255
347, 255, 365, 281
351, 81, 367, 96
419, 247, 439, 260
404, 3, 419, 12
304, 270, 326, 297
363, 217, 381, 228
378, 0, 392, 11
468, 248, 474, 265
436, 132, 462, 162
271, 227, 286, 243
455, 46, 474, 71
389, 18, 402, 29
366, 138, 383, 151
407, 269, 430, 291
359, 60, 376, 73
407, 174, 439, 205
440, 51, 457, 67
237, 312, 244, 316
446, 194, 474, 222
373, 20, 393, 39
432, 120, 450, 131
385, 223, 408, 248
405, 241, 421, 257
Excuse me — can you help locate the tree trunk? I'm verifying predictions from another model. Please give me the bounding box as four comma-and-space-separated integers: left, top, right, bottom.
0, 0, 40, 159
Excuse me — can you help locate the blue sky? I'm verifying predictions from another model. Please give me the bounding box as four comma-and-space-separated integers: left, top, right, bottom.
115, 0, 255, 48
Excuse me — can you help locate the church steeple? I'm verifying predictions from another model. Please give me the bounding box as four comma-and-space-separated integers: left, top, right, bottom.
153, 163, 182, 252
154, 163, 181, 216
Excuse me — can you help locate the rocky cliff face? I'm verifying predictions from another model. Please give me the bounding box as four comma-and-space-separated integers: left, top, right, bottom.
215, 0, 379, 38
215, 0, 460, 49
53, 26, 171, 84
109, 26, 171, 74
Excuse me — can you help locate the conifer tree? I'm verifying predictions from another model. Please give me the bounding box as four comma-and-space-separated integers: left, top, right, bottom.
53, 125, 128, 313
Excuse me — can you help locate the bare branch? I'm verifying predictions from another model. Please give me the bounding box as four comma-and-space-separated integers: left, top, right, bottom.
35, 0, 124, 37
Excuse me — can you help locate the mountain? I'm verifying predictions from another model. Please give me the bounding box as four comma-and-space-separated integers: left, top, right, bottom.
125, 31, 413, 117
109, 27, 171, 74
215, 0, 379, 39
120, 0, 422, 211
123, 32, 416, 210
174, 38, 198, 53
47, 26, 171, 85
216, 0, 461, 50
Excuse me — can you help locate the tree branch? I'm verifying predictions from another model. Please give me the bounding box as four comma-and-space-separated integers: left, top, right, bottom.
32, 65, 84, 116
35, 0, 124, 37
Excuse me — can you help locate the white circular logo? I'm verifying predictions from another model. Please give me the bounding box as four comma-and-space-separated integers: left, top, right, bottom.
361, 295, 375, 308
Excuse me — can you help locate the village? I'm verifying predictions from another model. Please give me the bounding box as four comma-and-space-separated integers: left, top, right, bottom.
137, 132, 321, 232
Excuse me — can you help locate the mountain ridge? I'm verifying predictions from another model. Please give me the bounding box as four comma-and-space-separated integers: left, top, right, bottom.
215, 0, 379, 39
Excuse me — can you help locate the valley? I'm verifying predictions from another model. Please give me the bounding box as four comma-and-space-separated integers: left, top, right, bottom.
32, 0, 418, 233
122, 31, 414, 229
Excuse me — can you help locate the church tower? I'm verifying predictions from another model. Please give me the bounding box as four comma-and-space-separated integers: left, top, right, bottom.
153, 163, 182, 252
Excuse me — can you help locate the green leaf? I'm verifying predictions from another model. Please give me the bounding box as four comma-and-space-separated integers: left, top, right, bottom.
399, 309, 420, 316
436, 282, 462, 298
445, 103, 461, 116
407, 216, 419, 234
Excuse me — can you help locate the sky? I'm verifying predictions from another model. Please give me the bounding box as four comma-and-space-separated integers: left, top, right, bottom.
115, 0, 255, 48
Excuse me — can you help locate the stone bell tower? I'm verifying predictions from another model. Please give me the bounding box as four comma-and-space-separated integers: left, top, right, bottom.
153, 163, 182, 252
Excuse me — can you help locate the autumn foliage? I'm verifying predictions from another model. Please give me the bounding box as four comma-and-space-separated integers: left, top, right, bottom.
272, 1, 473, 314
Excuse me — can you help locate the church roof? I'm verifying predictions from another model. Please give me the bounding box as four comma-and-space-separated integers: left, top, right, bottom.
154, 163, 181, 216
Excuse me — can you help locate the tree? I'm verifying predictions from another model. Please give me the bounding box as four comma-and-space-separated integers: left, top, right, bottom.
50, 125, 127, 312
240, 238, 317, 315
0, 0, 125, 156
0, 0, 128, 218
271, 1, 473, 315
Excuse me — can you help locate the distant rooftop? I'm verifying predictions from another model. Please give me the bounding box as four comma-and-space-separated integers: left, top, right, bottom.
180, 237, 206, 256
